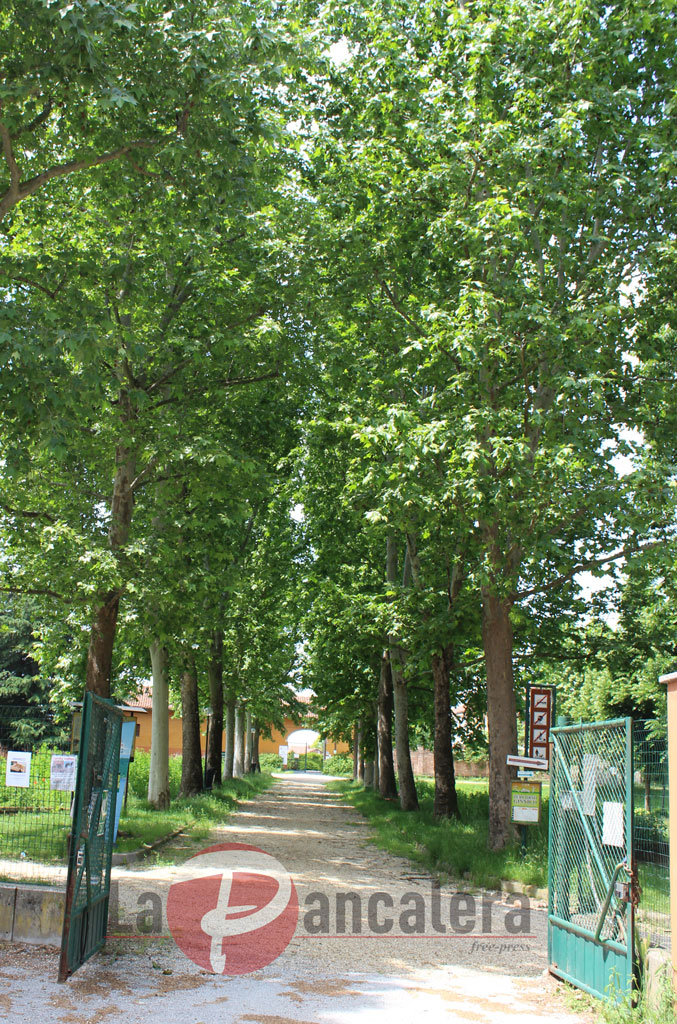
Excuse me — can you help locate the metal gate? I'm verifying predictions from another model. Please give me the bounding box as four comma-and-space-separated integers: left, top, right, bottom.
58, 692, 123, 982
548, 718, 635, 1002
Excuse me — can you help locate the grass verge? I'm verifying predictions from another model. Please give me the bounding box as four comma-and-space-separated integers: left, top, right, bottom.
329, 778, 549, 890
115, 772, 274, 853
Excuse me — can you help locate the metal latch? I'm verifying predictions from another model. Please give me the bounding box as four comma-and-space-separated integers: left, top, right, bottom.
614, 880, 630, 902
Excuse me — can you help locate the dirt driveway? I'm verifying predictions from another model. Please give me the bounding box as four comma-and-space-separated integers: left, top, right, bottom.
0, 773, 595, 1024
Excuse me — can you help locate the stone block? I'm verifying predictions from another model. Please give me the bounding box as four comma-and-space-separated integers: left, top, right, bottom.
0, 885, 16, 941
12, 885, 65, 945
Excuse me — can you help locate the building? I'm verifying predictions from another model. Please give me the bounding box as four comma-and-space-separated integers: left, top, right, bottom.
123, 685, 350, 758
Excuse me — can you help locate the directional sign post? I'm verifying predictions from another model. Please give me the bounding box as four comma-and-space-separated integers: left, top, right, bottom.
507, 754, 550, 771
527, 686, 556, 767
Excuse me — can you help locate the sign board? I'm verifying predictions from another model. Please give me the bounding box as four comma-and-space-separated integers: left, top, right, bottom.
113, 720, 137, 843
507, 754, 549, 770
511, 781, 542, 824
528, 686, 556, 765
51, 755, 77, 791
5, 750, 31, 788
279, 745, 288, 766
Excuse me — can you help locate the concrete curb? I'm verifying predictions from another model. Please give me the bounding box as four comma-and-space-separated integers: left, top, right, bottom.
0, 883, 65, 945
500, 879, 548, 903
111, 828, 187, 866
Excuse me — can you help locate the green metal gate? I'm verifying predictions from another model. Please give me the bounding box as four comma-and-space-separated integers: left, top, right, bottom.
548, 718, 636, 1002
58, 692, 123, 982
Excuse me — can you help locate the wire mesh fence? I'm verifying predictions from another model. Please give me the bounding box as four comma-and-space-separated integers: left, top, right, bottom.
633, 719, 670, 952
0, 705, 72, 885
550, 720, 633, 939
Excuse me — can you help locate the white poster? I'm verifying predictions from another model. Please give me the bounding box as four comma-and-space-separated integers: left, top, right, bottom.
50, 754, 77, 792
6, 750, 31, 788
279, 745, 288, 766
602, 801, 625, 847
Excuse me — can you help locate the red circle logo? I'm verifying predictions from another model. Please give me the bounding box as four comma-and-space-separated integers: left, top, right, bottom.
166, 842, 298, 975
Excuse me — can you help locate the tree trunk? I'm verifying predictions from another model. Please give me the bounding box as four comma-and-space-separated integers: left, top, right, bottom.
233, 705, 245, 777
85, 597, 120, 696
85, 443, 135, 696
356, 719, 365, 782
224, 697, 235, 779
390, 647, 419, 811
244, 709, 253, 773
148, 640, 170, 809
352, 723, 359, 780
179, 658, 203, 797
206, 629, 224, 788
378, 652, 398, 799
431, 645, 460, 820
372, 703, 380, 791
644, 773, 651, 813
386, 533, 418, 811
482, 589, 518, 850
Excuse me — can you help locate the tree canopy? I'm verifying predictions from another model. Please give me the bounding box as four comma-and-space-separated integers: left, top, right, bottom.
2, 0, 677, 844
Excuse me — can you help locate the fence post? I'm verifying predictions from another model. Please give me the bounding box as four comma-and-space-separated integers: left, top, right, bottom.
659, 671, 677, 990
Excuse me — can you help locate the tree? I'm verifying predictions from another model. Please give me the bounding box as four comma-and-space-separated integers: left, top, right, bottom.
0, 0, 298, 222
0, 598, 68, 747
304, 0, 677, 846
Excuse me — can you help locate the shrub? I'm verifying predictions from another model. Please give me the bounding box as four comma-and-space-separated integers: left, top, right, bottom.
127, 751, 182, 799
259, 753, 283, 772
322, 754, 353, 776
635, 809, 669, 862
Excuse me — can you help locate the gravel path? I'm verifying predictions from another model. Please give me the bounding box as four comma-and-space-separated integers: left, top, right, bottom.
0, 773, 595, 1024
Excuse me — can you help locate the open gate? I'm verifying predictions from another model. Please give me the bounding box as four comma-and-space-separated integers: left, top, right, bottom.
58, 692, 123, 982
548, 718, 636, 1002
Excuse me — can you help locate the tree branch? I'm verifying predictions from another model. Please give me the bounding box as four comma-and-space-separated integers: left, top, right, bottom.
16, 99, 54, 138
130, 455, 161, 494
379, 277, 426, 338
0, 583, 65, 600
0, 137, 158, 222
0, 120, 21, 209
11, 274, 67, 300
148, 367, 280, 410
0, 499, 57, 523
517, 537, 669, 600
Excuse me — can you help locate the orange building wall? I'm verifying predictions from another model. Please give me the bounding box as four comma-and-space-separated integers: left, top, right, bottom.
131, 710, 350, 757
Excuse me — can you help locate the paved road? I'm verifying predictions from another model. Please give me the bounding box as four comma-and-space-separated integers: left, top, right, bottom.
0, 774, 595, 1023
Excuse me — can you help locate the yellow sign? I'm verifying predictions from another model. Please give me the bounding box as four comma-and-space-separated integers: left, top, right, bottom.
510, 781, 542, 824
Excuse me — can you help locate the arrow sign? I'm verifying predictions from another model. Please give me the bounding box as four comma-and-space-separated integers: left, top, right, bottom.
507, 754, 549, 771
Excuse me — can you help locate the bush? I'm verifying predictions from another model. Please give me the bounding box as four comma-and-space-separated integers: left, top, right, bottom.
259, 753, 283, 772
635, 809, 669, 862
322, 754, 353, 776
127, 751, 182, 799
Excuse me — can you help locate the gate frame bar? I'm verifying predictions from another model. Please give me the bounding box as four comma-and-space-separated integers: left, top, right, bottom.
659, 671, 677, 992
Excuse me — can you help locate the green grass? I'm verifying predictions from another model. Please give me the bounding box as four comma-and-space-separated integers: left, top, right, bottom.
330, 778, 550, 890
0, 769, 274, 866
115, 772, 274, 852
0, 750, 73, 864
